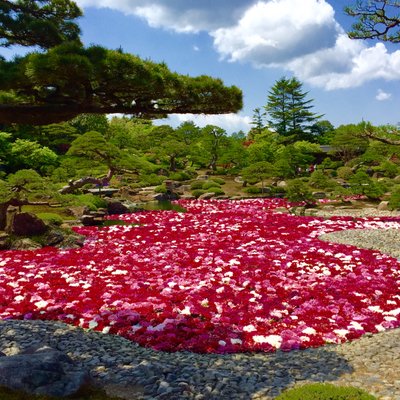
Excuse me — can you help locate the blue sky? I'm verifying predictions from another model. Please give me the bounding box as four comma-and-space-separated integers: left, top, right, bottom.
4, 0, 400, 133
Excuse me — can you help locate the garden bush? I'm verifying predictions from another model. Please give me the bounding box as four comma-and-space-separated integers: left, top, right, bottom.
169, 171, 192, 181
349, 172, 385, 200
154, 185, 167, 193
389, 185, 400, 210
274, 383, 377, 400
138, 174, 167, 187
207, 187, 225, 196
36, 212, 64, 226
202, 181, 221, 190
336, 166, 354, 180
245, 186, 262, 194
55, 193, 107, 211
377, 161, 399, 178
191, 189, 206, 198
285, 179, 314, 203
190, 181, 204, 190
309, 170, 339, 191
212, 177, 226, 185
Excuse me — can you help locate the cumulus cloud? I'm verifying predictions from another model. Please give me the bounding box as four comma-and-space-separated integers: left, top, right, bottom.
155, 114, 252, 133
376, 89, 392, 101
76, 0, 400, 90
212, 0, 340, 65
75, 0, 254, 32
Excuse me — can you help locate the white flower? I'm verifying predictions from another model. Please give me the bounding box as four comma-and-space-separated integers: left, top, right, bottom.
88, 320, 98, 329
302, 327, 317, 335
243, 324, 257, 332
34, 300, 48, 309
230, 338, 243, 345
253, 335, 282, 349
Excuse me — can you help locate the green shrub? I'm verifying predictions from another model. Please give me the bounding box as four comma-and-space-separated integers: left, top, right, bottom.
275, 383, 377, 400
169, 171, 191, 181
285, 179, 314, 203
202, 181, 221, 190
190, 180, 204, 190
207, 187, 225, 195
349, 171, 385, 200
378, 160, 399, 178
212, 177, 226, 185
389, 185, 400, 210
56, 193, 107, 211
191, 189, 206, 198
245, 186, 262, 194
36, 212, 64, 226
309, 170, 339, 191
154, 185, 167, 193
337, 166, 354, 180
138, 173, 167, 187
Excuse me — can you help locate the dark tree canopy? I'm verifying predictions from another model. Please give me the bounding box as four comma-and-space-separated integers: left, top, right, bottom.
346, 0, 400, 42
0, 1, 242, 125
0, 0, 82, 49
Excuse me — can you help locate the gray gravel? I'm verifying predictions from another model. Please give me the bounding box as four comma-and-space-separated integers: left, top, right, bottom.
0, 319, 399, 399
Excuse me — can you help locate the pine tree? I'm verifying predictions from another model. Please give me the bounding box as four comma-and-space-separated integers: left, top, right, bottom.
265, 77, 322, 142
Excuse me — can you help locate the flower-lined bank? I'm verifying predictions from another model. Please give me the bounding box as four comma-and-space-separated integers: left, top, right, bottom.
1, 199, 400, 353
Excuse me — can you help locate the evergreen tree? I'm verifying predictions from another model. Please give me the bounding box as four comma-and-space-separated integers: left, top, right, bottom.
0, 0, 82, 49
265, 77, 322, 142
0, 1, 242, 125
346, 1, 400, 43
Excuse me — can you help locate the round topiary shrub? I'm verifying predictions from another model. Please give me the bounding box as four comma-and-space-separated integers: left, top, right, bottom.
275, 383, 377, 400
285, 179, 314, 204
337, 166, 354, 180
389, 185, 400, 210
207, 187, 225, 195
245, 186, 262, 194
202, 181, 221, 190
191, 189, 206, 198
212, 177, 226, 185
190, 181, 204, 190
154, 185, 167, 193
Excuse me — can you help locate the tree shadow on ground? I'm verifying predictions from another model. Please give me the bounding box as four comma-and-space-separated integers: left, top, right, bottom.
0, 319, 356, 399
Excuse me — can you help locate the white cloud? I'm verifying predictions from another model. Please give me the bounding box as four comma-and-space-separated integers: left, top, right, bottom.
75, 0, 254, 32
376, 89, 392, 101
155, 113, 252, 133
212, 0, 340, 65
76, 0, 400, 91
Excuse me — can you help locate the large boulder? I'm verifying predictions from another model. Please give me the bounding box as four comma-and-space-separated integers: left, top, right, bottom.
10, 212, 48, 236
107, 200, 130, 215
0, 345, 88, 397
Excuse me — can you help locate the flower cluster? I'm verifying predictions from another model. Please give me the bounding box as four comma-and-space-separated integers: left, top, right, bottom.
0, 199, 399, 353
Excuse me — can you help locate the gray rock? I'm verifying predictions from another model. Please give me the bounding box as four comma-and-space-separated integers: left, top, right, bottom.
107, 200, 130, 215
378, 201, 390, 211
10, 212, 48, 236
198, 192, 216, 200
0, 345, 88, 397
11, 238, 42, 250
0, 232, 11, 250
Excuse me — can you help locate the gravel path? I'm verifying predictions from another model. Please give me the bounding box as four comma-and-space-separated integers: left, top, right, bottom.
1, 209, 400, 399
0, 319, 399, 400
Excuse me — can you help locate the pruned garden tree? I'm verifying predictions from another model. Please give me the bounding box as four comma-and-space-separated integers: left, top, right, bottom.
59, 130, 154, 193
0, 1, 242, 125
265, 77, 322, 143
346, 0, 400, 42
0, 169, 49, 230
0, 0, 82, 49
